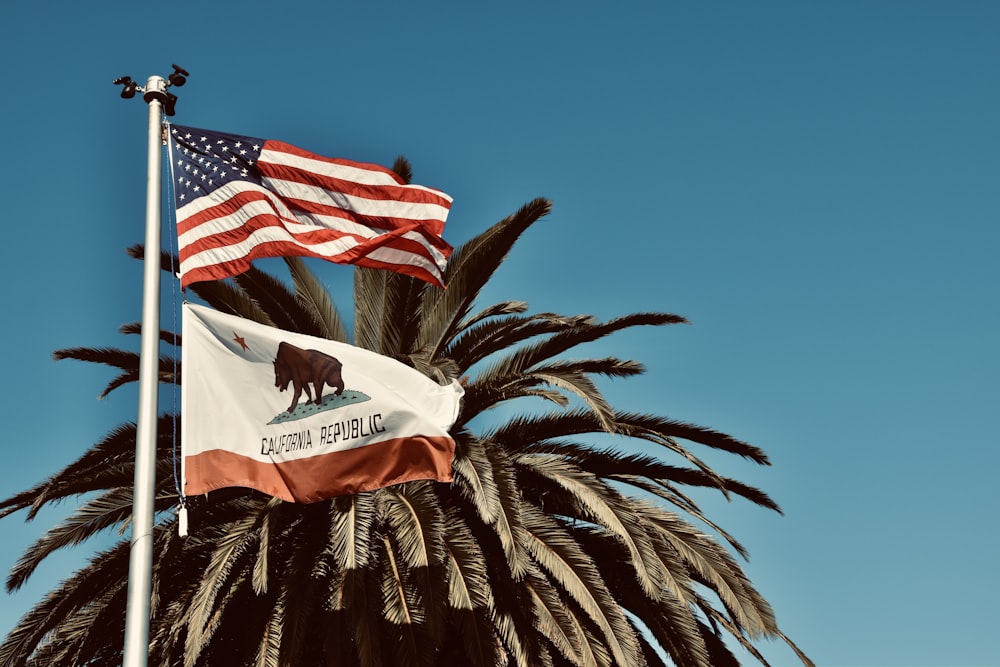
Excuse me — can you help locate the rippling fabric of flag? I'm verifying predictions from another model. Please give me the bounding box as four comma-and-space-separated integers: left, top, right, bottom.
167, 124, 454, 288
181, 303, 464, 502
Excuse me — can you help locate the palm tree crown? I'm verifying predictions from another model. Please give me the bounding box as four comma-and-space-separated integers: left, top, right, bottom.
0, 169, 811, 666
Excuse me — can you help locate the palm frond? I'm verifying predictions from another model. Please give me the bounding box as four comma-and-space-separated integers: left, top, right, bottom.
483, 440, 530, 581
442, 508, 492, 613
0, 539, 130, 666
615, 412, 771, 465
528, 441, 780, 515
639, 503, 776, 638
255, 584, 284, 667
327, 492, 377, 573
184, 508, 265, 666
451, 434, 501, 525
6, 487, 133, 592
0, 415, 178, 523
377, 533, 425, 667
284, 255, 349, 342
524, 570, 587, 667
391, 155, 413, 184
447, 311, 597, 374
380, 482, 445, 571
418, 198, 552, 357
573, 526, 710, 667
190, 278, 276, 325
118, 323, 182, 346
234, 265, 316, 334
520, 505, 640, 667
514, 453, 665, 598
52, 348, 179, 398
354, 267, 425, 356
490, 312, 686, 381
459, 300, 529, 330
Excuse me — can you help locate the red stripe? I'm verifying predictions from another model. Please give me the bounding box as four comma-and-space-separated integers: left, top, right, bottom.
175, 189, 313, 236
181, 241, 445, 288
178, 210, 447, 267
177, 184, 448, 244
270, 189, 449, 238
185, 435, 455, 502
178, 189, 451, 260
260, 156, 452, 208
259, 141, 451, 237
265, 140, 407, 186
180, 210, 371, 262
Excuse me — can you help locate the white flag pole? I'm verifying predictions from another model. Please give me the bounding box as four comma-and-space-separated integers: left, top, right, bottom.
115, 67, 188, 667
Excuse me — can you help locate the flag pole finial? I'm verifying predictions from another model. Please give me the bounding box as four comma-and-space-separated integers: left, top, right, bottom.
113, 64, 189, 116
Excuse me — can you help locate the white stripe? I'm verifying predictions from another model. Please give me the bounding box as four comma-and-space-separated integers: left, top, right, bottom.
176, 181, 294, 223
261, 147, 453, 205
290, 210, 450, 264
178, 183, 448, 267
366, 243, 449, 272
179, 225, 444, 278
262, 176, 452, 223
178, 186, 384, 249
260, 147, 402, 186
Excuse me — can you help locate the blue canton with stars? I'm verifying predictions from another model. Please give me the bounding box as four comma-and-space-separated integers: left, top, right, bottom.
170, 124, 266, 206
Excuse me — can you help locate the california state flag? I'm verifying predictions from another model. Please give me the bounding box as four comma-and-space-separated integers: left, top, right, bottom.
181, 303, 464, 502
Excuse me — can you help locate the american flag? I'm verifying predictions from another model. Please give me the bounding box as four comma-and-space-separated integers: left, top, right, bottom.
168, 124, 453, 288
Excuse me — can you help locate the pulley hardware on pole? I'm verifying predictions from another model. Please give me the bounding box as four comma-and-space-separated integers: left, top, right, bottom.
113, 64, 188, 667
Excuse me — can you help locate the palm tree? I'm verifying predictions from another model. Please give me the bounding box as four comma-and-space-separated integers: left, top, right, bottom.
0, 171, 812, 666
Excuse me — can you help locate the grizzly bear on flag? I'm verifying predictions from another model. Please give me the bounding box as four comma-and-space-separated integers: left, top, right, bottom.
273, 341, 345, 413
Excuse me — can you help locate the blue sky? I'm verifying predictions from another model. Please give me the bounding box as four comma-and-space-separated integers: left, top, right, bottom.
2, 2, 998, 665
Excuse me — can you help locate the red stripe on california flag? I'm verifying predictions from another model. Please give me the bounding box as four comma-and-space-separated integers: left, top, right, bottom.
185, 435, 455, 503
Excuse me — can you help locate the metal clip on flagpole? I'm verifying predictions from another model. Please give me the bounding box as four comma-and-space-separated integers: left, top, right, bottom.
113, 64, 189, 667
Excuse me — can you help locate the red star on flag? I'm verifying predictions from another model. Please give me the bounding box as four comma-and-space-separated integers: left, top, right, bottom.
233, 332, 250, 352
